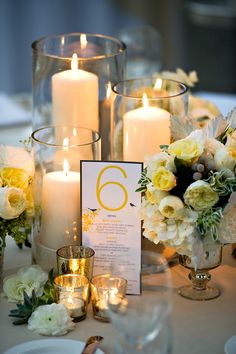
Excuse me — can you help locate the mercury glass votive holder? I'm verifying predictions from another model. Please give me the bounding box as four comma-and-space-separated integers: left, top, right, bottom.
111, 77, 189, 162
57, 245, 95, 281
54, 274, 90, 322
91, 274, 127, 322
32, 32, 126, 160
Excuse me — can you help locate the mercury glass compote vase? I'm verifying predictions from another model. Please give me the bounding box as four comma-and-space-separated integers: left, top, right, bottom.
178, 244, 222, 301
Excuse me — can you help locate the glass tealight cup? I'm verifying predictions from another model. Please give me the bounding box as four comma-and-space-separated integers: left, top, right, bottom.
54, 273, 89, 322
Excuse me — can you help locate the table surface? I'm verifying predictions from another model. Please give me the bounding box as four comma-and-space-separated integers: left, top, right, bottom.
1, 240, 236, 354
0, 92, 236, 354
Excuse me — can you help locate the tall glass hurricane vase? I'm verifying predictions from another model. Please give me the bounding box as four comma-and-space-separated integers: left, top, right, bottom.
32, 33, 126, 160
31, 125, 101, 271
111, 78, 189, 162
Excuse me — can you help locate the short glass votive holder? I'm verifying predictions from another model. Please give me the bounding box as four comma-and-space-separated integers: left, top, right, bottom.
91, 274, 127, 322
111, 77, 189, 161
57, 245, 95, 281
54, 274, 89, 322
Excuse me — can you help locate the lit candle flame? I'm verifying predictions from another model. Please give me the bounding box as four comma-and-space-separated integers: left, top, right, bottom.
80, 33, 87, 49
154, 78, 162, 92
71, 53, 78, 71
142, 93, 149, 108
63, 159, 70, 176
106, 82, 112, 100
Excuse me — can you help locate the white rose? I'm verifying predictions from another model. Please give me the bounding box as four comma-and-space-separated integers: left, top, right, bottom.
159, 195, 184, 218
28, 303, 75, 336
0, 145, 34, 175
0, 187, 26, 219
3, 265, 48, 302
214, 147, 236, 171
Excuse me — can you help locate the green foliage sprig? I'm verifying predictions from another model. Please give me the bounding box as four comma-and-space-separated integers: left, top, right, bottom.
136, 168, 151, 192
196, 208, 223, 241
204, 170, 236, 197
0, 213, 30, 256
9, 269, 57, 325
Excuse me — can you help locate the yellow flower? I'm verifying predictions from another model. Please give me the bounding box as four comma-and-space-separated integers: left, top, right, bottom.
152, 167, 176, 191
168, 137, 203, 165
1, 168, 30, 190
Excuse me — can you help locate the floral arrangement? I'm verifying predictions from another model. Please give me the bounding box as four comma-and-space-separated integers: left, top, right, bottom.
2, 265, 75, 336
137, 108, 236, 265
0, 144, 34, 256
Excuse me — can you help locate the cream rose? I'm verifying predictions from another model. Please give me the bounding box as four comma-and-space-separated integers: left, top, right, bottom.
214, 147, 236, 171
184, 180, 219, 210
168, 132, 204, 164
152, 167, 176, 191
0, 186, 26, 220
28, 303, 75, 336
159, 195, 184, 218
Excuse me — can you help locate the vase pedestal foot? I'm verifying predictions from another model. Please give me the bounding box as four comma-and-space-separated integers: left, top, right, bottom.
178, 284, 220, 301
178, 269, 221, 300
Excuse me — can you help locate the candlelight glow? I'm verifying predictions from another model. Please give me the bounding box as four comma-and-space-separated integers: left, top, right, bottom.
154, 78, 162, 91
80, 34, 88, 49
106, 82, 112, 100
70, 259, 79, 273
63, 159, 70, 175
63, 137, 69, 152
142, 93, 149, 108
71, 53, 78, 71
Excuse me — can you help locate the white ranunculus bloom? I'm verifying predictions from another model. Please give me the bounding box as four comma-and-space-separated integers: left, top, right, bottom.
3, 265, 48, 302
28, 303, 75, 336
0, 145, 34, 175
184, 180, 219, 210
0, 187, 26, 219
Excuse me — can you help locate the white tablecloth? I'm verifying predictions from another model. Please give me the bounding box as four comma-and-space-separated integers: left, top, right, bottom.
1, 242, 236, 354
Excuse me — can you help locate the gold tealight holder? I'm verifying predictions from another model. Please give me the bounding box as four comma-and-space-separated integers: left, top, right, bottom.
91, 274, 127, 322
54, 274, 89, 322
57, 245, 95, 280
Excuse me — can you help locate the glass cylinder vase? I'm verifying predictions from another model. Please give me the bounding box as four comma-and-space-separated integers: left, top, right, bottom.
111, 77, 189, 162
31, 125, 101, 271
32, 33, 126, 160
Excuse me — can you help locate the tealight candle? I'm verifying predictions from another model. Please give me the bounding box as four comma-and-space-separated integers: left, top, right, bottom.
91, 274, 127, 322
54, 274, 89, 322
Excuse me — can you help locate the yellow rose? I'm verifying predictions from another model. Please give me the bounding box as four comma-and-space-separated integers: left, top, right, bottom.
1, 168, 30, 190
168, 137, 203, 164
152, 167, 176, 191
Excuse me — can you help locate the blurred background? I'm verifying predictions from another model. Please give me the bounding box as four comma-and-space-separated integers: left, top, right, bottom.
0, 0, 236, 95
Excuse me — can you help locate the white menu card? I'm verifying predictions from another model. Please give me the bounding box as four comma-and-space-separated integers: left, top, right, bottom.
81, 161, 142, 294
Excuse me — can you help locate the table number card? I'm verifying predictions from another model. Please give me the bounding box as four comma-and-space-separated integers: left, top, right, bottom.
81, 161, 142, 295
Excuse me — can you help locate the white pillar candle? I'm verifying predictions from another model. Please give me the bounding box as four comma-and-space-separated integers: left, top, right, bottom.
40, 159, 80, 250
123, 93, 170, 162
52, 53, 99, 131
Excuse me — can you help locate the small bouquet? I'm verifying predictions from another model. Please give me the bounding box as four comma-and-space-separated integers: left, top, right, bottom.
0, 144, 34, 256
137, 108, 236, 264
